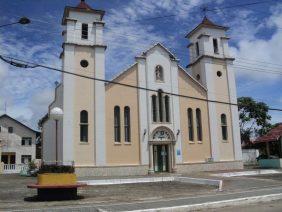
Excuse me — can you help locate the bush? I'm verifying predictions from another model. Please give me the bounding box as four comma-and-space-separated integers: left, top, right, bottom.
38, 164, 75, 174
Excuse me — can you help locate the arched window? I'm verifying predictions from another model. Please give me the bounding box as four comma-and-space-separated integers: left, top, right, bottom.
152, 95, 157, 122
164, 95, 170, 122
187, 108, 194, 141
114, 106, 120, 142
124, 106, 131, 142
221, 114, 228, 140
155, 65, 164, 82
158, 89, 164, 122
80, 110, 88, 142
196, 108, 202, 141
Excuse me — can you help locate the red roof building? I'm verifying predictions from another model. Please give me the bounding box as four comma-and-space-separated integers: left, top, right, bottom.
254, 124, 282, 143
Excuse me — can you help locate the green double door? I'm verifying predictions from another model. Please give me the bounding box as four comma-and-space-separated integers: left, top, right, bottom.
153, 145, 169, 172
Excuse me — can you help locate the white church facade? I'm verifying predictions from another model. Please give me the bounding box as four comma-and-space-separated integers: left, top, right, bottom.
40, 0, 243, 176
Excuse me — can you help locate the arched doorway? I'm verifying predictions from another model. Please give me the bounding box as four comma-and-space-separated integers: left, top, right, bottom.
148, 127, 176, 174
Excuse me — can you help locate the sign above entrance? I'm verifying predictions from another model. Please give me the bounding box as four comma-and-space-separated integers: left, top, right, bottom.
152, 130, 171, 141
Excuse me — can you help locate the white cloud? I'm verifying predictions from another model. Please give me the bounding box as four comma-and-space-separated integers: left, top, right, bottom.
229, 4, 282, 81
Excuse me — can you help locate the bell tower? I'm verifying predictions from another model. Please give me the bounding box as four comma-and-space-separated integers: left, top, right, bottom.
186, 17, 242, 162
61, 0, 106, 165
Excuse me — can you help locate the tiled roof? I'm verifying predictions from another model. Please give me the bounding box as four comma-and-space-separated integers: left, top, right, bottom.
254, 123, 282, 143
185, 16, 229, 38
76, 0, 93, 10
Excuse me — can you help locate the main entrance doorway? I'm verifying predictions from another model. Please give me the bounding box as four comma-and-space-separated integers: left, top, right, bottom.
153, 145, 169, 172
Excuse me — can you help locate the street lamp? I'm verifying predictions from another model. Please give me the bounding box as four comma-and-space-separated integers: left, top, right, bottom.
0, 17, 31, 28
50, 107, 63, 165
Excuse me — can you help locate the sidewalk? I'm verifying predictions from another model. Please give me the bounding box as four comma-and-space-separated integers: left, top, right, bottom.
96, 186, 282, 211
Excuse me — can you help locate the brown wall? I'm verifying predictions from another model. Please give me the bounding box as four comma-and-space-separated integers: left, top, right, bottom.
105, 65, 140, 165
178, 69, 212, 163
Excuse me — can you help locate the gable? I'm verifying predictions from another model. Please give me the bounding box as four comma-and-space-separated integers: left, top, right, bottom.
178, 67, 207, 99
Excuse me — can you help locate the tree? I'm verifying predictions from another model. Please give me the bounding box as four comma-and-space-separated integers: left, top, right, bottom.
238, 97, 272, 146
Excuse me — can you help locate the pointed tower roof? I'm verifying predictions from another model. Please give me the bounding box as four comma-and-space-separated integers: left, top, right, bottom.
76, 0, 93, 10
62, 0, 105, 25
185, 16, 229, 38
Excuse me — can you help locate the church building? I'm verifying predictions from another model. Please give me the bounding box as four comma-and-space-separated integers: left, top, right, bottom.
40, 0, 243, 176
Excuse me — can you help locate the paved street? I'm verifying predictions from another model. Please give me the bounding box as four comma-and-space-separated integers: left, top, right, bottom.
0, 172, 282, 211
209, 199, 282, 212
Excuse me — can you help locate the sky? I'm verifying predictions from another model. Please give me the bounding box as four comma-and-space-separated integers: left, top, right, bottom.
0, 0, 282, 130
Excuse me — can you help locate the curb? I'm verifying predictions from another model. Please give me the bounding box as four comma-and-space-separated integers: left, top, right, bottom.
117, 193, 282, 212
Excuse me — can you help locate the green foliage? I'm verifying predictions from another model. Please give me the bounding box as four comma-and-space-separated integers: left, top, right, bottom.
28, 160, 37, 171
38, 164, 75, 174
238, 97, 272, 144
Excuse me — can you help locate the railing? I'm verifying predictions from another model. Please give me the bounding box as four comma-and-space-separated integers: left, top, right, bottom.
3, 164, 28, 174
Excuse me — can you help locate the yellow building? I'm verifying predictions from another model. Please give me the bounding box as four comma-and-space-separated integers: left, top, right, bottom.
41, 1, 243, 176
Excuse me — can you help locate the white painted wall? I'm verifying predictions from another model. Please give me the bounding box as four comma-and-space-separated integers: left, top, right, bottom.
0, 119, 36, 165
137, 44, 183, 163
94, 47, 106, 166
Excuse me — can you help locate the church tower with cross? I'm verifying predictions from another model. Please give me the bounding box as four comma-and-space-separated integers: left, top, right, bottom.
186, 17, 242, 162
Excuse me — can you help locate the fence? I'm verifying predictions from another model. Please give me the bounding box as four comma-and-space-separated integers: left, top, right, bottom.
242, 149, 259, 165
3, 164, 28, 174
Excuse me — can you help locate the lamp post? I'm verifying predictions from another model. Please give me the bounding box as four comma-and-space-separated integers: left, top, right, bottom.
0, 17, 31, 28
50, 107, 63, 165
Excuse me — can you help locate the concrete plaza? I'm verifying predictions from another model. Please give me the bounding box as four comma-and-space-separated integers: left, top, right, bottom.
0, 171, 282, 211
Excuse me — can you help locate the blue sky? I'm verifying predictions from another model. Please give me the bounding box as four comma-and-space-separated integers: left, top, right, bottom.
0, 0, 282, 129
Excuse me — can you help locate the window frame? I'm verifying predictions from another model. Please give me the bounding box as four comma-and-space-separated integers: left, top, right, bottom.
124, 106, 131, 143
196, 108, 203, 141
21, 155, 32, 164
114, 106, 121, 143
21, 137, 32, 146
81, 23, 88, 39
80, 110, 88, 142
213, 38, 219, 54
164, 95, 170, 123
221, 114, 228, 141
187, 108, 194, 141
195, 42, 200, 56
152, 95, 158, 122
8, 127, 13, 134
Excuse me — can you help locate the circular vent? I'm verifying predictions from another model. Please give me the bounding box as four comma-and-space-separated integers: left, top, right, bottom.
80, 60, 89, 68
217, 71, 222, 77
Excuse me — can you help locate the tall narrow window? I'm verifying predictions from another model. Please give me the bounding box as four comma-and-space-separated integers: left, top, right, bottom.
152, 95, 157, 122
80, 110, 88, 142
221, 114, 228, 140
114, 106, 121, 142
188, 108, 194, 141
155, 65, 164, 82
195, 42, 200, 56
164, 95, 170, 122
124, 106, 131, 142
196, 108, 202, 141
213, 38, 219, 54
158, 90, 163, 122
81, 23, 88, 39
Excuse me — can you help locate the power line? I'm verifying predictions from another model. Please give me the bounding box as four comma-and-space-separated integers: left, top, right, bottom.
0, 54, 281, 112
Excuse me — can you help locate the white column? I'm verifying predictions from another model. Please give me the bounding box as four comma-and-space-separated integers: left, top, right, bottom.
204, 61, 220, 161
226, 63, 243, 161
94, 47, 106, 166
62, 44, 75, 163
148, 144, 154, 174
137, 59, 149, 165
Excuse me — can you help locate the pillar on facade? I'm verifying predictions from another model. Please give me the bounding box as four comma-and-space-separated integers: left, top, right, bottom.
148, 144, 154, 174
172, 143, 177, 172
